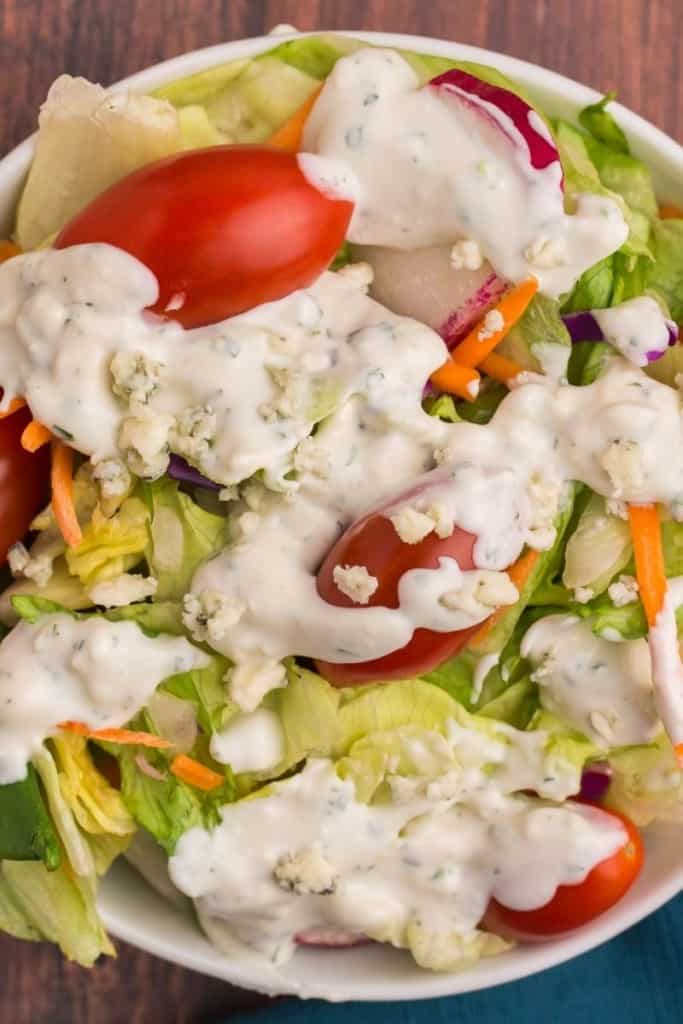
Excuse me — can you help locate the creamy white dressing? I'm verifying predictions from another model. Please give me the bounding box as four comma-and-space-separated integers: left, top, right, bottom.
521, 614, 660, 748
4, 244, 683, 700
0, 614, 207, 783
169, 757, 625, 965
0, 244, 448, 488
647, 577, 683, 751
302, 48, 628, 296
192, 355, 683, 697
210, 708, 285, 774
593, 295, 674, 367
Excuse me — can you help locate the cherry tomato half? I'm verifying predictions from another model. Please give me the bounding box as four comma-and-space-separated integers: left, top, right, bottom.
315, 506, 484, 685
483, 806, 643, 941
0, 405, 50, 565
56, 146, 354, 329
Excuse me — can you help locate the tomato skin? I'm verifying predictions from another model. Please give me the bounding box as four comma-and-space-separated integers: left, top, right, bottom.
315, 507, 484, 685
56, 146, 354, 329
0, 406, 51, 564
483, 806, 644, 942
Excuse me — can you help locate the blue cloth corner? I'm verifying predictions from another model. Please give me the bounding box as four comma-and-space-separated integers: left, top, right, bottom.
224, 893, 683, 1024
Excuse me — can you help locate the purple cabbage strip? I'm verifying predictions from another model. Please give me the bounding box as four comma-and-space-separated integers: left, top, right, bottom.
561, 310, 605, 344
579, 762, 612, 803
563, 311, 679, 364
167, 453, 221, 491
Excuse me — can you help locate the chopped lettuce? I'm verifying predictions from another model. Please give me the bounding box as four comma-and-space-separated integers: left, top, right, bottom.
646, 218, 683, 326
0, 558, 92, 625
0, 766, 61, 867
153, 56, 319, 146
263, 663, 341, 775
423, 393, 461, 423
606, 735, 683, 826
16, 75, 182, 249
6, 744, 129, 965
152, 33, 539, 160
578, 93, 629, 153
334, 682, 592, 807
554, 97, 662, 314
161, 653, 233, 735
336, 678, 459, 755
65, 497, 149, 587
266, 33, 536, 103
152, 60, 252, 107
50, 734, 135, 837
106, 599, 185, 636
142, 478, 227, 600
477, 676, 538, 730
473, 488, 578, 655
497, 293, 571, 377
116, 736, 235, 855
452, 381, 507, 425
0, 858, 114, 965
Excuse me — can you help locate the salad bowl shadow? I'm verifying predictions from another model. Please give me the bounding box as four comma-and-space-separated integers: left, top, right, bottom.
1, 30, 682, 1002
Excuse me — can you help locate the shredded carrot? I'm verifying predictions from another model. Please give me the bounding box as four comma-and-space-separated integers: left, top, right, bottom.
170, 754, 224, 791
0, 240, 21, 264
50, 440, 82, 548
429, 360, 481, 401
469, 548, 541, 650
268, 85, 323, 152
675, 743, 683, 768
628, 503, 667, 627
450, 279, 539, 369
480, 352, 525, 386
659, 203, 683, 220
0, 397, 26, 420
58, 721, 173, 748
21, 420, 52, 453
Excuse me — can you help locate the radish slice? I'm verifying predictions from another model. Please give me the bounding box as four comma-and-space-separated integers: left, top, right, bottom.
353, 243, 507, 347
429, 69, 562, 181
295, 926, 370, 948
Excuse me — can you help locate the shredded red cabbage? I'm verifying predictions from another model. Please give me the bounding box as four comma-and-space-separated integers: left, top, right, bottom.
579, 762, 612, 802
167, 454, 221, 491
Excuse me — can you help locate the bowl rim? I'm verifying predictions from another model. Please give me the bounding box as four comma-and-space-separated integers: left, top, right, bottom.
1, 28, 682, 1002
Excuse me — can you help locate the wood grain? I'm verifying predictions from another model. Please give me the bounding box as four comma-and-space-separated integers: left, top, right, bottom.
0, 1, 680, 1021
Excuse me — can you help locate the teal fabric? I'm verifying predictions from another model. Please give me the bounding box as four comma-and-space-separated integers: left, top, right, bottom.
224, 893, 683, 1023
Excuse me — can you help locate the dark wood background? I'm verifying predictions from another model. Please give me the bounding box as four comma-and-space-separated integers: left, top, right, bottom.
0, 1, 680, 1022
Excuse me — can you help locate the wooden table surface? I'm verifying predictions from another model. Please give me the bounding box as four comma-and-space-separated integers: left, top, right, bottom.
0, 1, 681, 1022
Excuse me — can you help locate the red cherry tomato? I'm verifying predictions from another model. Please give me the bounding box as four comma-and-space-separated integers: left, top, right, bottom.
483, 806, 643, 942
56, 146, 354, 329
0, 405, 50, 564
315, 506, 485, 685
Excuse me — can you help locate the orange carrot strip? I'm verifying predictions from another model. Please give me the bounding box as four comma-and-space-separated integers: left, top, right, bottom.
429, 360, 481, 401
50, 440, 82, 548
451, 279, 539, 369
170, 754, 224, 791
58, 721, 172, 749
628, 503, 667, 627
659, 203, 683, 220
0, 397, 26, 420
480, 352, 525, 385
675, 742, 683, 768
0, 240, 21, 264
469, 548, 541, 650
21, 420, 52, 453
268, 85, 323, 152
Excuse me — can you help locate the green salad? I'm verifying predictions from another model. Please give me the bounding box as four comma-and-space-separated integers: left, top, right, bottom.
0, 32, 682, 974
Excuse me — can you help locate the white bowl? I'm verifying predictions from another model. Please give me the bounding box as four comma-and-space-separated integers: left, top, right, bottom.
1, 29, 682, 1003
